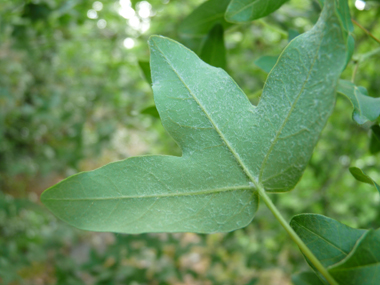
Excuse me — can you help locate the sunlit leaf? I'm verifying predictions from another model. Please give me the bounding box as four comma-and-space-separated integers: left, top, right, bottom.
199, 24, 226, 69
225, 0, 289, 23
41, 0, 347, 234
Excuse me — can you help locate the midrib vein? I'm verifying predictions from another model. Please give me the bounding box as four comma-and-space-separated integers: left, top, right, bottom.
258, 33, 323, 181
152, 39, 259, 187
43, 185, 253, 201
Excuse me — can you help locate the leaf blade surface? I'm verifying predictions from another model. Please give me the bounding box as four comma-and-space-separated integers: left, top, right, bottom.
252, 0, 347, 191
41, 0, 348, 233
290, 214, 367, 268
329, 229, 380, 285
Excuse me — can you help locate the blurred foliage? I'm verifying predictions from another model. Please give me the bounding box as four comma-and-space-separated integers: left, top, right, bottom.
0, 0, 379, 284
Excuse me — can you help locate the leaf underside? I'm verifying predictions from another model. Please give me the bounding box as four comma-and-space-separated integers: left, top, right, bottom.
254, 65, 379, 125
41, 0, 347, 234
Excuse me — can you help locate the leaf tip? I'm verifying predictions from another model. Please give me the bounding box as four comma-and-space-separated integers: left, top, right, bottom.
148, 35, 167, 49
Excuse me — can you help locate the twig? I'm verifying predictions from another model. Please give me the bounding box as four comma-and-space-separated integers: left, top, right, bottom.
352, 18, 380, 45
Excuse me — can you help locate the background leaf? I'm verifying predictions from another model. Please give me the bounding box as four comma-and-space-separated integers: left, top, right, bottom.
199, 24, 227, 69
290, 214, 367, 268
138, 60, 152, 86
140, 105, 159, 118
254, 55, 278, 73
292, 271, 325, 285
346, 35, 355, 67
291, 214, 380, 285
225, 0, 289, 23
329, 229, 380, 285
336, 80, 380, 124
349, 166, 380, 192
178, 0, 232, 37
288, 28, 300, 41
369, 125, 380, 154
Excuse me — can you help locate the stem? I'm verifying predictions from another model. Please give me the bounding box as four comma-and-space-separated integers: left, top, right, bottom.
255, 184, 339, 285
352, 18, 380, 45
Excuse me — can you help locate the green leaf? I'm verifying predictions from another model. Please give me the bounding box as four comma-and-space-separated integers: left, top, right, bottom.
290, 214, 367, 268
225, 0, 289, 23
369, 125, 380, 154
329, 229, 380, 285
199, 24, 227, 69
292, 272, 325, 285
255, 63, 380, 125
288, 28, 300, 42
335, 0, 353, 34
336, 80, 380, 124
254, 55, 278, 73
349, 167, 380, 192
178, 0, 232, 37
291, 214, 380, 285
138, 60, 152, 85
41, 0, 347, 234
140, 105, 159, 118
319, 0, 354, 67
346, 35, 355, 66
138, 62, 157, 118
